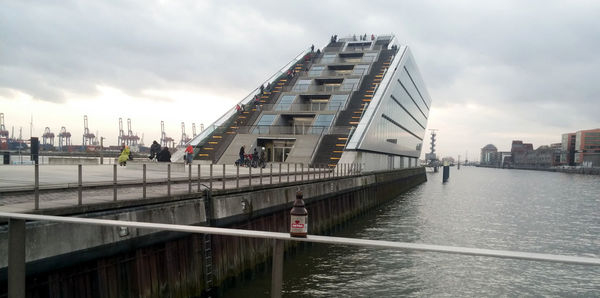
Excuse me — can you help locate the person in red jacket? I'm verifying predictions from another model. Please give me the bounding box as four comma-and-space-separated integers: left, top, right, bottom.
185, 145, 194, 165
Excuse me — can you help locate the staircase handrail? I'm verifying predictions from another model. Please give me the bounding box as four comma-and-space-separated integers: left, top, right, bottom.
170, 47, 313, 162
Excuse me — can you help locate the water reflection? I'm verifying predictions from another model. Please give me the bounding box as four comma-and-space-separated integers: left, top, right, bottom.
225, 167, 600, 297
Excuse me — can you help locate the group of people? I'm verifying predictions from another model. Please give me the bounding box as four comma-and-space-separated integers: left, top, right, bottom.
116, 140, 194, 166
148, 140, 172, 162
237, 145, 266, 168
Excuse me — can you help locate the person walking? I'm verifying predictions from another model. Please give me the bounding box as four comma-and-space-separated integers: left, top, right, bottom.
157, 147, 171, 162
185, 144, 194, 165
118, 146, 130, 166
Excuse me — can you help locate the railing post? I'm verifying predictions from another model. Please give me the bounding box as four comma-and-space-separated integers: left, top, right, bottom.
301, 163, 304, 181
223, 164, 226, 190
271, 239, 284, 298
209, 164, 213, 190
319, 164, 322, 179
249, 166, 252, 186
8, 218, 25, 298
287, 164, 290, 183
270, 163, 273, 184
34, 164, 39, 210
198, 164, 201, 192
260, 165, 263, 185
236, 164, 240, 188
188, 164, 192, 194
143, 164, 147, 198
78, 164, 82, 205
278, 163, 282, 184
113, 164, 117, 201
294, 163, 297, 182
167, 164, 171, 197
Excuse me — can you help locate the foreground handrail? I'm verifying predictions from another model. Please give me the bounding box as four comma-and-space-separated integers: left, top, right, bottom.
1, 212, 599, 266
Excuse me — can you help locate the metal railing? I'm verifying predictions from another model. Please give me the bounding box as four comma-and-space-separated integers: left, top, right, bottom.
283, 83, 358, 93
2, 161, 365, 211
260, 102, 346, 112
239, 125, 354, 136
301, 68, 368, 77
1, 211, 599, 298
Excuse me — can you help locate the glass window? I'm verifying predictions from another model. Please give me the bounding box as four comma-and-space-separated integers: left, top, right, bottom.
353, 64, 369, 75
308, 66, 324, 77
328, 94, 349, 110
399, 69, 429, 113
253, 114, 276, 134
292, 79, 312, 92
275, 95, 295, 111
321, 53, 337, 63
341, 78, 359, 91
362, 52, 377, 62
311, 114, 335, 134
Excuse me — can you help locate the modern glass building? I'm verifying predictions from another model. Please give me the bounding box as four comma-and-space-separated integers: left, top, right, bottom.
180, 34, 432, 171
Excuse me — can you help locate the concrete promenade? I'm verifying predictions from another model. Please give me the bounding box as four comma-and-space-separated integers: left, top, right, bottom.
0, 162, 348, 213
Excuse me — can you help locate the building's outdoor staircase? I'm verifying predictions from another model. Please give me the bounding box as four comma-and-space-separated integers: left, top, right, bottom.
194, 52, 317, 163
311, 48, 397, 167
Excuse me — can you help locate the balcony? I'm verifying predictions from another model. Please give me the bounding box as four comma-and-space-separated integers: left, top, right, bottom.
261, 102, 346, 112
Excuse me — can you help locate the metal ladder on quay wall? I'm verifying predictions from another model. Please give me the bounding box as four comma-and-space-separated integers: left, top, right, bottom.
203, 233, 213, 291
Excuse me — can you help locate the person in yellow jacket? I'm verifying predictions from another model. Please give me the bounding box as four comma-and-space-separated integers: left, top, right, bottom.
118, 146, 130, 166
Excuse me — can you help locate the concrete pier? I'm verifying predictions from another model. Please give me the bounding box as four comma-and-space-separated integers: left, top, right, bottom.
0, 165, 426, 296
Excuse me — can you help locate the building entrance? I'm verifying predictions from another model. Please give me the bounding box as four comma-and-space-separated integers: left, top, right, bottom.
257, 138, 296, 162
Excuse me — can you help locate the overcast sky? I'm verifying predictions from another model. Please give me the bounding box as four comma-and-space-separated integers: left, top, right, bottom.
1, 0, 599, 160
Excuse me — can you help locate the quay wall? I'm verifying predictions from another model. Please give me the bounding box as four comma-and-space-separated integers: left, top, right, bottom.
476, 164, 600, 175
0, 167, 426, 297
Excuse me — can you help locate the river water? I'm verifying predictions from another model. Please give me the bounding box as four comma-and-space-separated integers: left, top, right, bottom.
225, 166, 600, 297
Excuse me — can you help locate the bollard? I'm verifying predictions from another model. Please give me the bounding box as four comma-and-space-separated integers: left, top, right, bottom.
188, 164, 192, 194
113, 164, 117, 201
290, 190, 308, 237
167, 164, 171, 197
143, 164, 147, 198
249, 166, 252, 186
223, 164, 226, 190
236, 164, 240, 188
78, 164, 82, 205
260, 166, 263, 185
209, 164, 213, 190
270, 163, 273, 184
198, 164, 201, 192
34, 164, 39, 210
443, 165, 450, 183
8, 218, 25, 298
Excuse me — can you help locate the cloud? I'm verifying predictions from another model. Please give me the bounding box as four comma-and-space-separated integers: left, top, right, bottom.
1, 0, 599, 154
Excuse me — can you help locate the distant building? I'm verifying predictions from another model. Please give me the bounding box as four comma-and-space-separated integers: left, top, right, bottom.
510, 140, 533, 165
509, 141, 561, 168
480, 144, 498, 165
574, 128, 600, 166
560, 133, 576, 166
